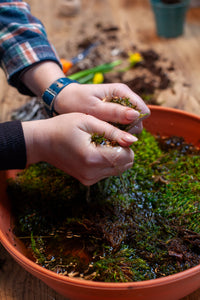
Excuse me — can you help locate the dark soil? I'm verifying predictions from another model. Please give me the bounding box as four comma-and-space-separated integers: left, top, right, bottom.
124, 49, 171, 103
11, 22, 174, 121
69, 35, 172, 104
0, 258, 5, 271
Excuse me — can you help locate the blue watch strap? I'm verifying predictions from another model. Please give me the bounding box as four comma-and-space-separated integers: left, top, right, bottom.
42, 77, 78, 117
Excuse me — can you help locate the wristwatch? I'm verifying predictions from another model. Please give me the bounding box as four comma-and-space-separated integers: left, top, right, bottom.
42, 77, 78, 117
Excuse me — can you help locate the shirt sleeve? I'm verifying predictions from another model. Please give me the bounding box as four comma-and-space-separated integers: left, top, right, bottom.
0, 120, 26, 170
0, 0, 62, 95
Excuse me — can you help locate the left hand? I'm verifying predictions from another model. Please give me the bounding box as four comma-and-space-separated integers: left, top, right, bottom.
22, 112, 137, 185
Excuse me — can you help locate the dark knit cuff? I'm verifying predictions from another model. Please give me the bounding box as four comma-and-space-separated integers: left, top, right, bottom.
0, 120, 27, 170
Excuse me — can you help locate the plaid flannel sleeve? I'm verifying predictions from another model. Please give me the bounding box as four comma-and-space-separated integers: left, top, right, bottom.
0, 0, 61, 95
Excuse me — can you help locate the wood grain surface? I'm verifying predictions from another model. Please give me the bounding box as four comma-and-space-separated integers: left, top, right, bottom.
0, 0, 200, 299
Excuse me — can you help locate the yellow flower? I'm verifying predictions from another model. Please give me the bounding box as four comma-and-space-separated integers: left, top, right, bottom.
128, 52, 143, 67
93, 72, 104, 84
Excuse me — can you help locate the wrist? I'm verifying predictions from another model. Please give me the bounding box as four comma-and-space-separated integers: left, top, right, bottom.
22, 120, 46, 165
42, 77, 79, 117
21, 61, 65, 97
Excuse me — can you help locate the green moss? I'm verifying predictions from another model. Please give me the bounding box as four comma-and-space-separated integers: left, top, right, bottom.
7, 130, 200, 282
109, 96, 137, 109
108, 96, 148, 131
91, 132, 119, 146
93, 246, 154, 282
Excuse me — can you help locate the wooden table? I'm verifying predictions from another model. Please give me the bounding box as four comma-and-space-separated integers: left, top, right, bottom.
0, 0, 200, 299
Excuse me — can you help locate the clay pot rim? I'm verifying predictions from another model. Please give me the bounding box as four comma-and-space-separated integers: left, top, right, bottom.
147, 104, 200, 120
1, 226, 200, 289
0, 105, 200, 290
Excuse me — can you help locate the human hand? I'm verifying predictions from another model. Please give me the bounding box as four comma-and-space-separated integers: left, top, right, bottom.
54, 82, 150, 134
21, 61, 150, 133
22, 113, 137, 185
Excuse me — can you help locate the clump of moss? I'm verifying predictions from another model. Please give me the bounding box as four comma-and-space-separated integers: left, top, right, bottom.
91, 132, 119, 147
91, 96, 147, 144
7, 130, 200, 282
109, 96, 147, 119
105, 96, 148, 131
109, 96, 137, 109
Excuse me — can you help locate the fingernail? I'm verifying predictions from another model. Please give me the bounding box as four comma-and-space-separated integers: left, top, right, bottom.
123, 134, 138, 144
126, 109, 140, 121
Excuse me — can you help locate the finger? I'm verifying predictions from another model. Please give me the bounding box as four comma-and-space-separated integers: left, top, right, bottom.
106, 83, 150, 116
93, 83, 150, 114
92, 100, 141, 124
81, 115, 138, 147
82, 161, 133, 186
97, 145, 134, 169
80, 147, 134, 186
87, 83, 150, 124
127, 120, 143, 134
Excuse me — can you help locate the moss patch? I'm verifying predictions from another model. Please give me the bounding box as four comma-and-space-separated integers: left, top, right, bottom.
7, 130, 200, 282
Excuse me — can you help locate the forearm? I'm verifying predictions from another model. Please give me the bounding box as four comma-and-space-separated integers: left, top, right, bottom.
20, 61, 65, 97
0, 1, 61, 95
21, 119, 49, 166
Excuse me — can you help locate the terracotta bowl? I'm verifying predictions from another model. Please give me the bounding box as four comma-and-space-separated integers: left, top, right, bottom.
0, 105, 200, 300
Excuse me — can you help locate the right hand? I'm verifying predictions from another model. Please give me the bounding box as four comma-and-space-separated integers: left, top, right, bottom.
22, 113, 137, 185
21, 61, 150, 134
54, 82, 150, 134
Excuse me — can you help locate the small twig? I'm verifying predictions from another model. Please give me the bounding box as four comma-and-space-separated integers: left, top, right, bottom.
149, 153, 168, 167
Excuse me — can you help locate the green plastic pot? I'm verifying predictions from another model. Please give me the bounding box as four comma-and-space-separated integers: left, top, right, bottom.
150, 0, 190, 38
